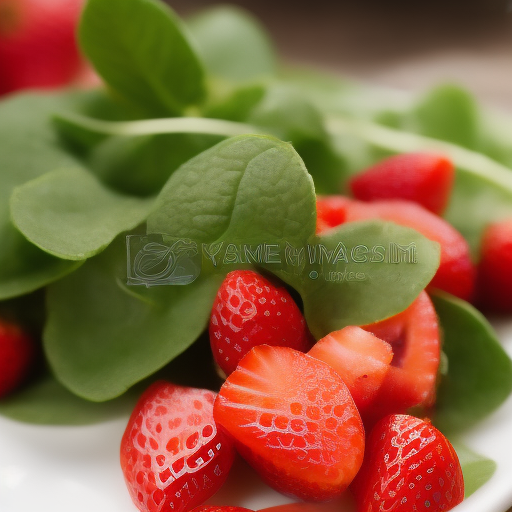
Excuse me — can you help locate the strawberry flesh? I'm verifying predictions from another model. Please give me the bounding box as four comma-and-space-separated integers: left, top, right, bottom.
120, 381, 236, 512
214, 345, 365, 501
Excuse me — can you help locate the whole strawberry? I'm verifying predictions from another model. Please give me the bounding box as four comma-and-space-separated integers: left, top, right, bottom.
352, 414, 464, 512
120, 381, 236, 512
209, 270, 312, 375
0, 319, 34, 398
0, 0, 84, 95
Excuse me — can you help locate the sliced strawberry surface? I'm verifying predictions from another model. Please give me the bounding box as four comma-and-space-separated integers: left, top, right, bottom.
0, 319, 35, 398
214, 345, 365, 502
209, 270, 312, 376
349, 153, 455, 215
477, 218, 512, 313
352, 414, 464, 512
361, 291, 440, 424
316, 196, 475, 301
0, 0, 84, 95
308, 326, 393, 416
120, 381, 236, 512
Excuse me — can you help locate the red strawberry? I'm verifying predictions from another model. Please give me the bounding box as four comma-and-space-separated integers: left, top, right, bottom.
0, 319, 34, 398
477, 218, 512, 313
361, 292, 440, 425
349, 153, 455, 215
308, 326, 393, 417
214, 345, 365, 501
316, 197, 475, 301
120, 381, 236, 512
352, 414, 464, 512
209, 270, 312, 376
0, 0, 84, 95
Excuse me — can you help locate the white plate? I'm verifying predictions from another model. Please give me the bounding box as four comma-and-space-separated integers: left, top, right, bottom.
1, 321, 512, 512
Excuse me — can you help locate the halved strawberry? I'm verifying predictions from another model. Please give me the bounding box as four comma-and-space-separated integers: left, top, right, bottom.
477, 218, 512, 313
361, 292, 440, 424
352, 414, 464, 512
308, 326, 393, 416
0, 318, 35, 398
0, 0, 84, 95
120, 381, 236, 512
209, 270, 312, 376
214, 345, 365, 501
349, 153, 455, 215
316, 197, 475, 301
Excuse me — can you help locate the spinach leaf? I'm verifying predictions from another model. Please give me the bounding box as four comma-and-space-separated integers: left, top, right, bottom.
451, 441, 496, 498
187, 5, 276, 82
0, 93, 86, 299
327, 116, 512, 254
10, 168, 154, 260
0, 373, 137, 425
79, 0, 205, 116
432, 292, 512, 434
44, 238, 224, 401
278, 221, 440, 338
147, 134, 316, 247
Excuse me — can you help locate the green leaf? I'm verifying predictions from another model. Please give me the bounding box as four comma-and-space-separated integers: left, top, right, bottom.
89, 133, 223, 197
0, 93, 86, 299
432, 292, 512, 434
44, 238, 224, 401
0, 373, 137, 425
147, 134, 316, 247
187, 5, 276, 82
79, 0, 205, 116
451, 441, 497, 498
10, 167, 154, 260
327, 116, 512, 254
279, 220, 441, 338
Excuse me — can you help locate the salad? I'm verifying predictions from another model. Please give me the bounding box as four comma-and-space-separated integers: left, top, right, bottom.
1, 0, 512, 511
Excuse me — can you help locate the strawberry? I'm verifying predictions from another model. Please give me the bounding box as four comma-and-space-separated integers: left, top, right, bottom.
477, 218, 512, 313
0, 0, 84, 95
316, 197, 475, 301
308, 326, 393, 417
352, 414, 464, 512
349, 153, 455, 215
361, 292, 440, 425
209, 270, 312, 376
0, 318, 35, 398
120, 381, 236, 512
214, 345, 365, 501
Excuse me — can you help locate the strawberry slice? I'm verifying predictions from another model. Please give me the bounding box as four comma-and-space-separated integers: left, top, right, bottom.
120, 381, 236, 512
349, 153, 455, 215
209, 270, 312, 376
308, 326, 393, 416
352, 414, 464, 512
477, 218, 512, 313
316, 196, 475, 301
214, 345, 365, 501
0, 318, 34, 398
361, 292, 440, 424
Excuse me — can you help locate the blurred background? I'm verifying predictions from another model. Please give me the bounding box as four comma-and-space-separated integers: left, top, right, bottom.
168, 0, 512, 112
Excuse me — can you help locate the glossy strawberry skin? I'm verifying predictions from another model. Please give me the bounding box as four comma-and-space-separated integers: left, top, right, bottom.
361, 292, 440, 425
209, 270, 312, 375
120, 381, 236, 512
316, 197, 475, 301
0, 319, 34, 398
0, 0, 84, 95
352, 414, 464, 512
214, 345, 365, 501
350, 153, 455, 215
477, 219, 512, 313
308, 326, 393, 417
